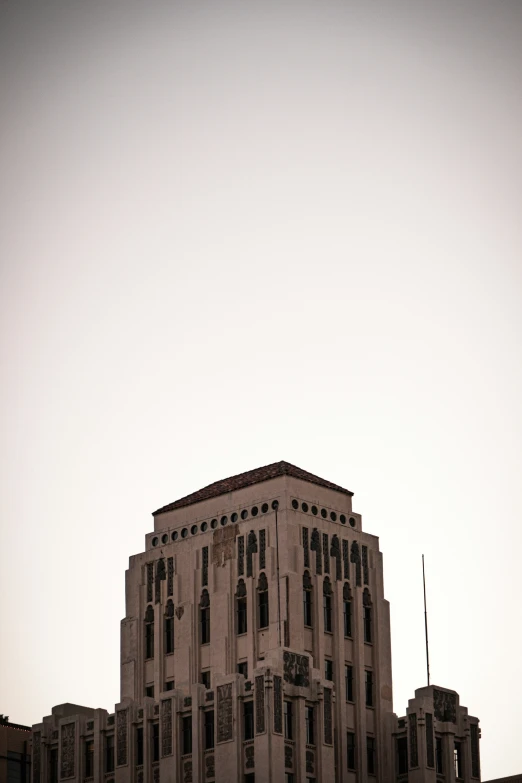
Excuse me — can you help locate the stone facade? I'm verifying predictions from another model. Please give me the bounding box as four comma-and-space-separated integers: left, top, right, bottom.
31, 461, 482, 782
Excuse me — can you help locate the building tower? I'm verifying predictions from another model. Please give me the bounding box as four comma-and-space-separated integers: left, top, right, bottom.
32, 461, 481, 783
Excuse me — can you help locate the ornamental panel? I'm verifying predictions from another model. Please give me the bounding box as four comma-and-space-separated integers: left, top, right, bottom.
409, 713, 418, 767
60, 722, 75, 779
255, 675, 265, 734
161, 699, 172, 757
116, 709, 128, 766
433, 689, 457, 723
426, 712, 434, 768
283, 651, 310, 686
324, 688, 332, 745
217, 683, 233, 743
273, 675, 283, 734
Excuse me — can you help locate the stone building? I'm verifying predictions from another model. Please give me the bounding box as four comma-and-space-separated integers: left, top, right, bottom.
0, 715, 32, 782
32, 461, 481, 782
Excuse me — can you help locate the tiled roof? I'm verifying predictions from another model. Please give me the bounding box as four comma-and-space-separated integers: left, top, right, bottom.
153, 460, 353, 515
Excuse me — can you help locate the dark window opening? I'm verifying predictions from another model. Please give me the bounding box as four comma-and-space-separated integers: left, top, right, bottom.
347, 731, 356, 770
200, 607, 210, 644
343, 600, 352, 637
164, 616, 174, 654
304, 588, 313, 627
182, 716, 192, 755
152, 723, 159, 763
436, 738, 443, 774
238, 661, 248, 679
201, 671, 211, 689
49, 749, 58, 783
454, 742, 464, 779
324, 659, 333, 682
85, 740, 94, 778
243, 701, 254, 741
237, 596, 247, 634
345, 665, 354, 702
136, 727, 143, 766
145, 619, 154, 659
364, 606, 372, 643
365, 670, 374, 707
305, 706, 315, 745
204, 710, 215, 750
367, 737, 376, 775
145, 685, 154, 698
105, 735, 114, 773
398, 737, 408, 774
165, 681, 174, 691
323, 595, 332, 632
284, 701, 293, 740
258, 589, 269, 629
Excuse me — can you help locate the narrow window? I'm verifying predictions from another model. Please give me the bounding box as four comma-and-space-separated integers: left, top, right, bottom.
258, 573, 269, 629
363, 588, 372, 643
303, 571, 313, 627
85, 740, 94, 777
454, 742, 463, 779
200, 589, 210, 644
367, 736, 376, 775
182, 716, 192, 755
245, 776, 255, 783
204, 710, 215, 750
105, 735, 114, 773
397, 737, 408, 774
164, 599, 174, 654
345, 665, 354, 702
323, 578, 332, 632
201, 671, 211, 689
152, 723, 159, 763
165, 681, 174, 691
343, 583, 352, 638
284, 701, 293, 740
436, 738, 443, 774
285, 775, 294, 783
136, 727, 143, 766
347, 731, 356, 770
244, 701, 254, 740
49, 749, 58, 783
145, 604, 154, 659
324, 659, 333, 682
145, 685, 154, 698
236, 579, 247, 634
305, 706, 315, 745
365, 670, 374, 707
237, 661, 248, 679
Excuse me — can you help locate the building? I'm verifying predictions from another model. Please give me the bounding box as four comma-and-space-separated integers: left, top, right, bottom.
0, 715, 31, 782
32, 461, 481, 782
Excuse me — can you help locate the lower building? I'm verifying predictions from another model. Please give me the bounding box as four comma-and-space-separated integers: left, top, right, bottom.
31, 461, 482, 782
0, 715, 31, 783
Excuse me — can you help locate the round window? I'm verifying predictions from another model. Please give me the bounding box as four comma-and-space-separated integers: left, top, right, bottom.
302, 502, 309, 513
241, 509, 248, 520
211, 519, 218, 529
221, 516, 228, 526
231, 512, 238, 523
172, 531, 178, 541
251, 506, 258, 517
161, 533, 168, 544
321, 508, 327, 518
340, 514, 346, 525
271, 500, 279, 510
191, 525, 198, 535
349, 517, 356, 527
330, 511, 337, 521
292, 499, 299, 509
152, 536, 158, 547
311, 505, 318, 515
201, 522, 208, 532
261, 503, 269, 513
181, 528, 188, 538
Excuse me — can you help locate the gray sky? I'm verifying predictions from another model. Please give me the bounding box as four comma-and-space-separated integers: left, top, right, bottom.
1, 1, 521, 777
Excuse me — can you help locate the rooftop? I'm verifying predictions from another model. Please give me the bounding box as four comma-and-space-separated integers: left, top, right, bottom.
153, 460, 353, 516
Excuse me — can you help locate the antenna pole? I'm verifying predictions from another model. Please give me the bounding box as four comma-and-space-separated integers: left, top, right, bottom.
422, 554, 430, 686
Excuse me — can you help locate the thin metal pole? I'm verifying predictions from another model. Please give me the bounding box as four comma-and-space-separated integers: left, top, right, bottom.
422, 554, 430, 686
275, 505, 282, 648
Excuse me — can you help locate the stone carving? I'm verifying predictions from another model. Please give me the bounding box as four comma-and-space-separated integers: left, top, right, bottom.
409, 713, 418, 767
246, 531, 258, 578
147, 562, 154, 603
306, 750, 314, 773
324, 688, 332, 745
285, 744, 293, 768
258, 572, 268, 592
426, 712, 434, 768
116, 709, 128, 766
175, 605, 184, 620
323, 577, 332, 597
310, 529, 322, 574
86, 721, 94, 731
205, 755, 215, 779
255, 675, 265, 734
259, 529, 266, 569
200, 589, 210, 609
433, 689, 457, 723
33, 731, 40, 783
236, 579, 247, 598
161, 699, 172, 757
303, 527, 310, 568
167, 557, 174, 597
145, 604, 154, 623
362, 545, 369, 585
343, 582, 352, 601
303, 570, 312, 590
362, 588, 372, 607
330, 535, 341, 580
206, 691, 214, 702
154, 704, 159, 716
165, 599, 174, 618
283, 651, 310, 686
202, 546, 209, 587
155, 558, 166, 604
245, 745, 255, 769
350, 541, 361, 586
273, 675, 283, 733
153, 768, 160, 783
245, 681, 252, 691
322, 533, 329, 574
471, 723, 480, 778
60, 722, 75, 779
137, 771, 143, 783
342, 539, 349, 579
183, 761, 192, 782
238, 536, 245, 576
217, 683, 233, 742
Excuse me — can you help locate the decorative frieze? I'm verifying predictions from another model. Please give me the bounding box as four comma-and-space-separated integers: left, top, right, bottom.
259, 529, 266, 569
310, 529, 322, 574
283, 651, 310, 687
350, 541, 362, 586
409, 713, 418, 767
255, 675, 265, 734
433, 689, 457, 723
322, 533, 329, 574
161, 699, 172, 757
362, 545, 369, 585
217, 683, 233, 742
426, 712, 434, 768
324, 688, 332, 745
116, 709, 128, 766
273, 675, 283, 734
60, 722, 75, 779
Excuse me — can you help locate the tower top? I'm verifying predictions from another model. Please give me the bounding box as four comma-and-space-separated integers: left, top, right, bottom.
153, 459, 353, 516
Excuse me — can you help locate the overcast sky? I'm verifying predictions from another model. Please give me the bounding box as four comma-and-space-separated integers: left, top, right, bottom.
1, 1, 521, 778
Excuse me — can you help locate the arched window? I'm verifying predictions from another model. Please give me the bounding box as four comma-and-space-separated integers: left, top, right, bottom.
363, 588, 372, 643
164, 599, 174, 654
343, 582, 352, 638
303, 571, 313, 627
323, 577, 333, 632
258, 572, 269, 629
200, 589, 210, 644
236, 579, 247, 635
145, 604, 154, 659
